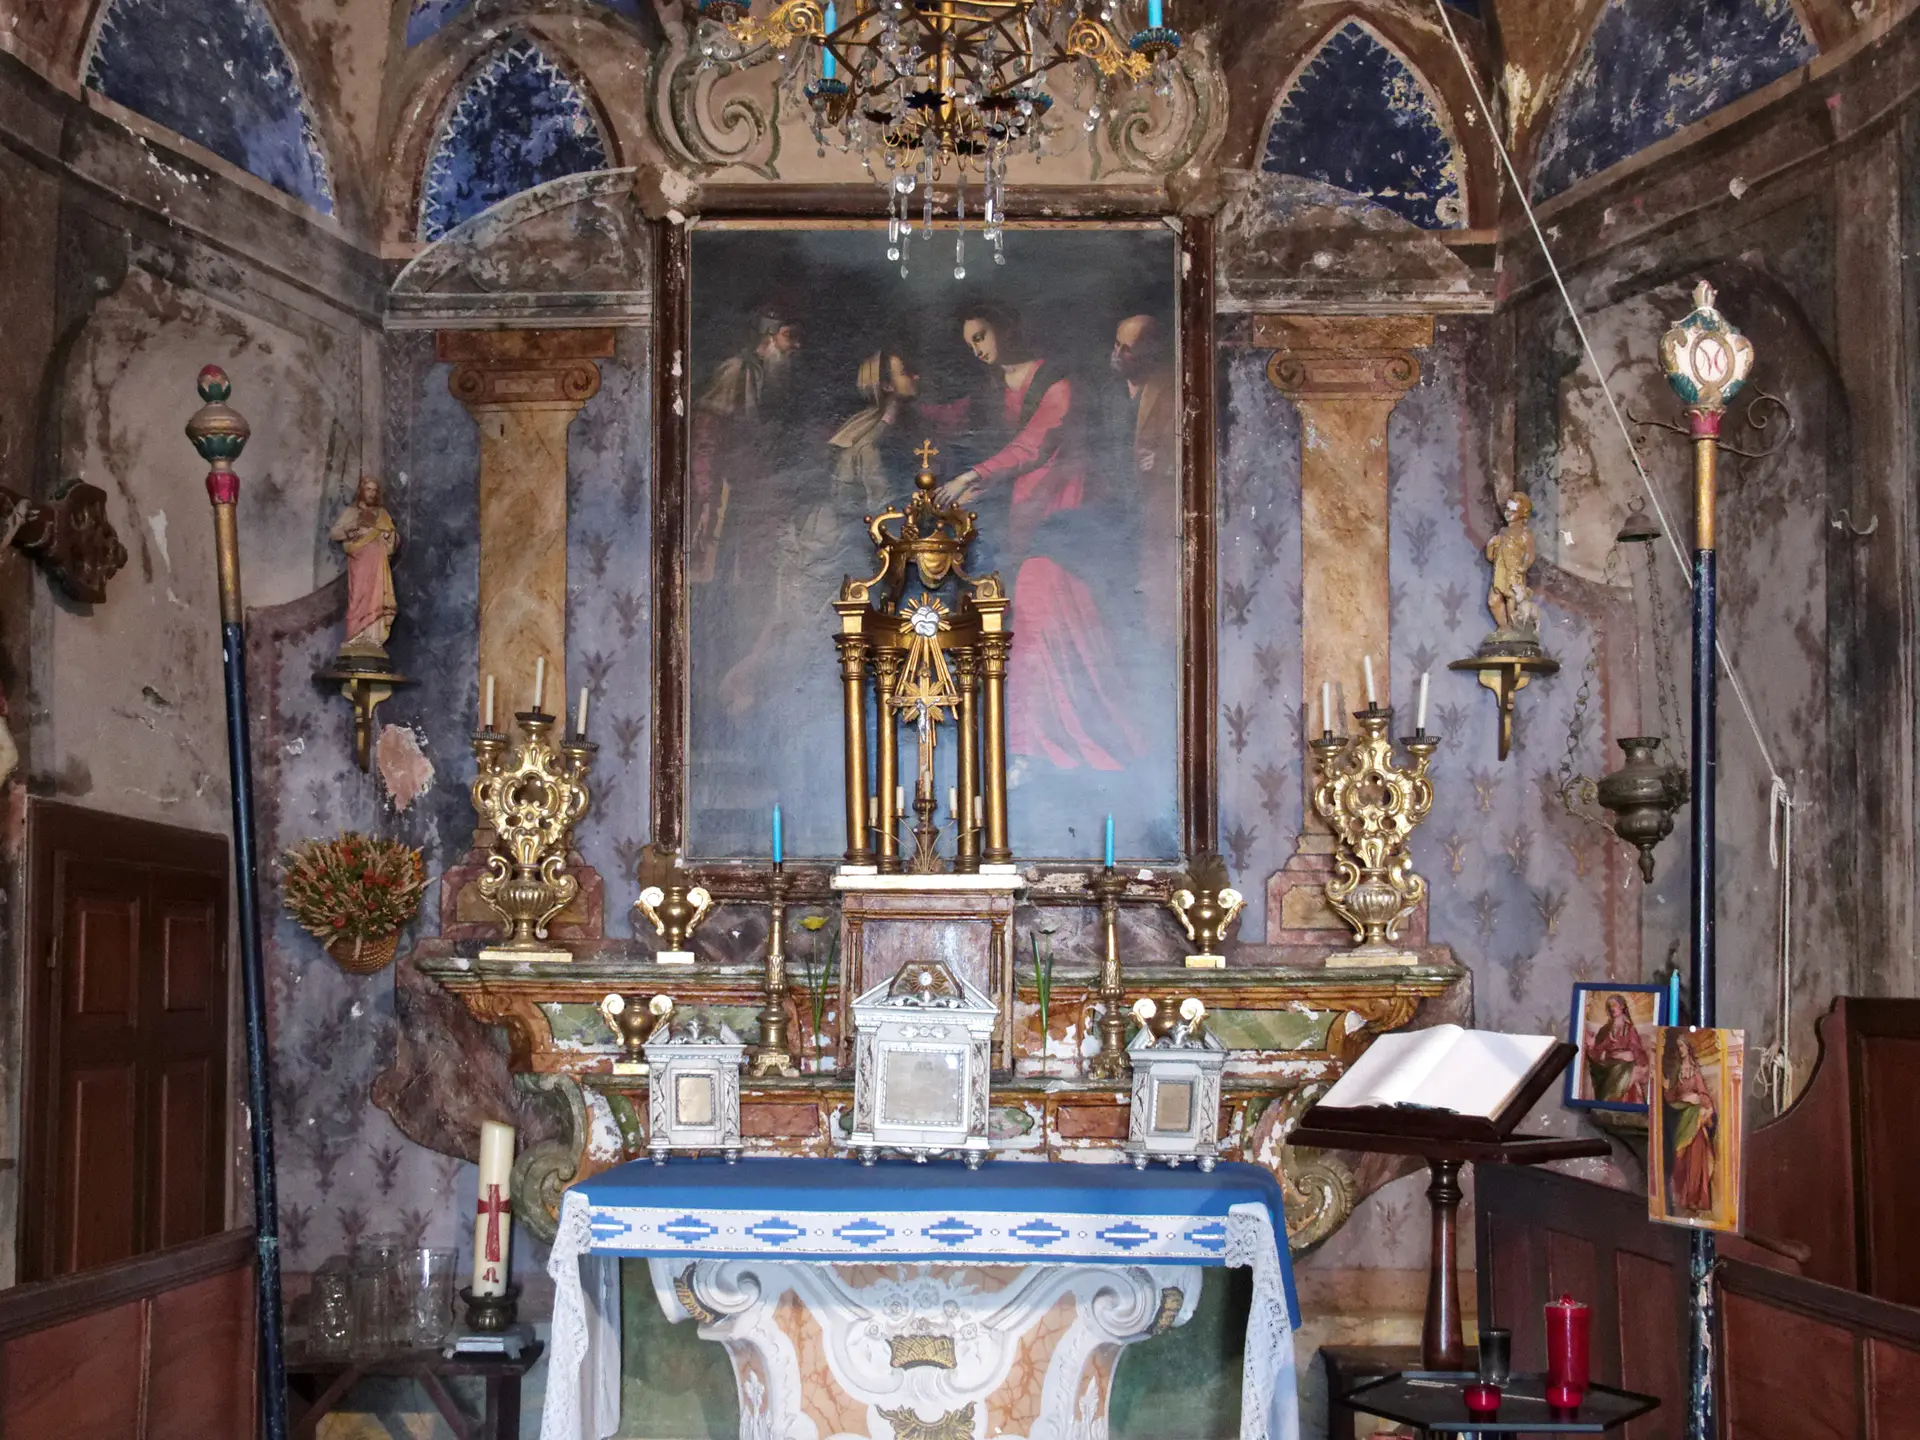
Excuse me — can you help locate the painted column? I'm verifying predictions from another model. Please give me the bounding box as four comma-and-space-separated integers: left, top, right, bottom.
441, 329, 615, 713
1258, 315, 1430, 947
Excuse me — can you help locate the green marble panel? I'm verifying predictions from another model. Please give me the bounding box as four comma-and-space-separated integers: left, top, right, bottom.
619, 1261, 740, 1439
1110, 1266, 1250, 1438
1203, 1008, 1338, 1051
545, 1002, 764, 1049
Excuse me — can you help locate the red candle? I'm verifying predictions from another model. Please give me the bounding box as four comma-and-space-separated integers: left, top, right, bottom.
1545, 1293, 1591, 1408
1464, 1382, 1502, 1416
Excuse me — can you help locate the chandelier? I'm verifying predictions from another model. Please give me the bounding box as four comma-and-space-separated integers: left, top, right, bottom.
694, 0, 1181, 276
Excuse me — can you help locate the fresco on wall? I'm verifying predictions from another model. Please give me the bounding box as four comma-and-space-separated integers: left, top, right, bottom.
85, 0, 334, 214
1262, 21, 1465, 230
419, 39, 611, 241
1531, 0, 1813, 200
685, 225, 1184, 862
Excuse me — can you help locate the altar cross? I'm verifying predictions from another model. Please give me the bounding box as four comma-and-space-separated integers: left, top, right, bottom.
915, 439, 939, 469
478, 1183, 511, 1264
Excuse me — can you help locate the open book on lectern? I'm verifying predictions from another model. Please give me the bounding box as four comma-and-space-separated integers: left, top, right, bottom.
1304, 1025, 1573, 1143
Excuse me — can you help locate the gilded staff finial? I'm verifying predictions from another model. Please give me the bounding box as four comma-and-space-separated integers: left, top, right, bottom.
1660, 281, 1754, 416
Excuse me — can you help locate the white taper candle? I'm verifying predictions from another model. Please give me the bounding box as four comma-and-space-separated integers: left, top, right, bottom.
1417, 671, 1430, 731
577, 687, 590, 736
1363, 655, 1376, 705
532, 656, 546, 713
484, 675, 495, 730
1322, 681, 1332, 735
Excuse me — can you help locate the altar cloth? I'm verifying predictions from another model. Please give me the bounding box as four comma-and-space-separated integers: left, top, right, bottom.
541, 1156, 1301, 1440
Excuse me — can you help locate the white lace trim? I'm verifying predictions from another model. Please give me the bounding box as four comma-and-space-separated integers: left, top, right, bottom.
1226, 1203, 1299, 1440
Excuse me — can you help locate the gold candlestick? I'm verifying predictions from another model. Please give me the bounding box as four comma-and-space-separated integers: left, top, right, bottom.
1167, 851, 1245, 969
1086, 866, 1130, 1081
470, 709, 593, 961
748, 863, 801, 1077
632, 843, 713, 966
1311, 704, 1440, 966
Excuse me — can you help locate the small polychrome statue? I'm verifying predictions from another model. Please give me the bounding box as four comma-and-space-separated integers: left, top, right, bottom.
329, 474, 401, 661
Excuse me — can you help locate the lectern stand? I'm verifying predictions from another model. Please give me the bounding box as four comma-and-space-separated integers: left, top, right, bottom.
1288, 1040, 1608, 1370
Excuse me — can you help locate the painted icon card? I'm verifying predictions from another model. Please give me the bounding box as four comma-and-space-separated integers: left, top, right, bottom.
1565, 982, 1668, 1113
1648, 1026, 1745, 1232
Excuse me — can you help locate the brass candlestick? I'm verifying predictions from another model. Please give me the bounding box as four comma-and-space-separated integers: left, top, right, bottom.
1087, 866, 1130, 1081
1311, 704, 1440, 965
632, 843, 713, 966
470, 710, 594, 960
1167, 851, 1245, 970
748, 863, 800, 1077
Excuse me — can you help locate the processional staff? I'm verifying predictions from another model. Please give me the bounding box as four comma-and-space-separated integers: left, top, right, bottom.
185, 366, 291, 1440
1660, 283, 1754, 1440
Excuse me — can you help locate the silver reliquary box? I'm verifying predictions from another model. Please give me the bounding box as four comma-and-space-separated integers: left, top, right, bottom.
1125, 998, 1227, 1171
644, 1015, 744, 1163
848, 960, 995, 1168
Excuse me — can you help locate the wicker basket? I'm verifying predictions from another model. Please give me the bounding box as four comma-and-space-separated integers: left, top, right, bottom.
325, 932, 399, 975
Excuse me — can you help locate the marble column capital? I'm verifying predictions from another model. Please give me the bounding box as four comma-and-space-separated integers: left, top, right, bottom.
1255, 314, 1434, 400
439, 328, 616, 412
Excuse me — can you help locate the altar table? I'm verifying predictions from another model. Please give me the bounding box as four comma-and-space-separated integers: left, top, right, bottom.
542, 1156, 1301, 1440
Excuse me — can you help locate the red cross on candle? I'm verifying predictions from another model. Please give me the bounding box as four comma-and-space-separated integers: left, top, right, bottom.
478, 1183, 510, 1262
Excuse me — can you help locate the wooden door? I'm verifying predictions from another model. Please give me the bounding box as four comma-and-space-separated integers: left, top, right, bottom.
22, 802, 230, 1282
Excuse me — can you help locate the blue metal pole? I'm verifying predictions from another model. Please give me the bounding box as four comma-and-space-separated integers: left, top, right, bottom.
186, 366, 289, 1440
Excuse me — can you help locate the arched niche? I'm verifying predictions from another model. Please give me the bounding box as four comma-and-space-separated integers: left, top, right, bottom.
82, 0, 335, 215
1213, 3, 1499, 229
1262, 18, 1466, 230
417, 35, 616, 242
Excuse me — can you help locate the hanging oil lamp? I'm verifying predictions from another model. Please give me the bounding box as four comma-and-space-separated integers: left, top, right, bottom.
1559, 500, 1690, 881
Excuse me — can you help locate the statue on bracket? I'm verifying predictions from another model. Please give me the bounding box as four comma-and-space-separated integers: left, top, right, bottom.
330, 475, 401, 659
315, 474, 411, 772
1450, 490, 1559, 761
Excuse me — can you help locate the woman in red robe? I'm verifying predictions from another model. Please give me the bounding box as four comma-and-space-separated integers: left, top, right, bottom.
936, 303, 1142, 774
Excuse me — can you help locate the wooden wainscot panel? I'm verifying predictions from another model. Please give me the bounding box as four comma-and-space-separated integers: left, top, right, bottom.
1722, 1291, 1856, 1440
147, 1264, 255, 1440
1614, 1249, 1683, 1440
1483, 1210, 1548, 1374
1545, 1229, 1604, 1375
0, 1304, 144, 1439
1868, 1337, 1920, 1435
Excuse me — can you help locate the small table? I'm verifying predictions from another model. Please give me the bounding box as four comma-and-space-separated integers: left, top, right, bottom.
1343, 1370, 1658, 1434
285, 1342, 544, 1440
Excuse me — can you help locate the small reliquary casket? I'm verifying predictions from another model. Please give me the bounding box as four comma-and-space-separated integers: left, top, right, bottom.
1126, 997, 1227, 1171
848, 960, 995, 1168
644, 1015, 744, 1163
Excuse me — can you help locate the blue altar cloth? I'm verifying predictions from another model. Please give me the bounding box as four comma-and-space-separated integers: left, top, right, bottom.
541, 1157, 1301, 1440
571, 1156, 1300, 1324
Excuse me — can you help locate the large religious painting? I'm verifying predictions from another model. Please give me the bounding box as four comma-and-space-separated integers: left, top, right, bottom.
683, 223, 1184, 861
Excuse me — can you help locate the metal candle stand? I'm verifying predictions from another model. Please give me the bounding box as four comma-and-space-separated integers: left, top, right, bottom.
1086, 866, 1130, 1082
749, 862, 801, 1078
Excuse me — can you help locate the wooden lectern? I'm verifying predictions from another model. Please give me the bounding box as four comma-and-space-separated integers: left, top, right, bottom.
1288, 1040, 1607, 1369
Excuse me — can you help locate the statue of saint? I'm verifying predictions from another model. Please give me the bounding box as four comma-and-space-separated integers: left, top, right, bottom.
1485, 491, 1540, 636
329, 475, 400, 659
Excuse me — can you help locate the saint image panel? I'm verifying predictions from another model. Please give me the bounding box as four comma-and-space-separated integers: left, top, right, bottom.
685, 223, 1184, 861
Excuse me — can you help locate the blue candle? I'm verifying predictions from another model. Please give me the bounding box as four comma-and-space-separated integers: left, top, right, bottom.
822, 3, 836, 78
773, 804, 783, 865
1104, 814, 1115, 869
1667, 971, 1681, 1025
1147, 0, 1163, 28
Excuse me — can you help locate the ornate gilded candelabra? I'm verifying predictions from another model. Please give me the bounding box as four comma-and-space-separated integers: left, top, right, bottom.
1086, 866, 1131, 1081
1167, 851, 1245, 970
1310, 704, 1440, 966
470, 708, 594, 961
749, 863, 801, 1077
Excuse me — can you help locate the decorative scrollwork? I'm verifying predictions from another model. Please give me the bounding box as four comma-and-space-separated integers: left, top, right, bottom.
1091, 31, 1225, 180
1065, 16, 1150, 81
508, 1072, 588, 1243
